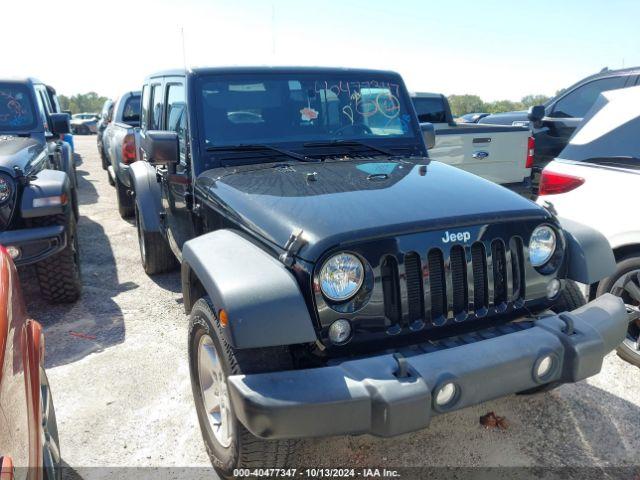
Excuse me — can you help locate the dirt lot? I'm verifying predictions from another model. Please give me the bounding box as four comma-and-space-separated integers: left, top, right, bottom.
22, 136, 640, 478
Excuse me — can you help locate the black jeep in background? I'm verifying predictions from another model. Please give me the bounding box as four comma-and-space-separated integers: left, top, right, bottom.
130, 67, 627, 477
0, 78, 82, 303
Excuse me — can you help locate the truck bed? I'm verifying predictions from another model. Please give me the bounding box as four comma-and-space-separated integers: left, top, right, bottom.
424, 122, 532, 189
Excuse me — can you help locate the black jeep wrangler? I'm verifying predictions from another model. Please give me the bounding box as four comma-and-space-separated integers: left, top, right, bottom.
0, 78, 81, 303
131, 67, 627, 476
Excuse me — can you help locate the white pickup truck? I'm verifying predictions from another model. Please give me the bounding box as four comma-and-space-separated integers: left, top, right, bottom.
411, 92, 533, 194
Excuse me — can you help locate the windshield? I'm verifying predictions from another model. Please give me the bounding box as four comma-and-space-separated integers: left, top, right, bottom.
0, 83, 37, 132
197, 74, 419, 150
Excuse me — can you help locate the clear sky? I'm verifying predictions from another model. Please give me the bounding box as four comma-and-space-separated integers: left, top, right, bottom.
3, 0, 638, 101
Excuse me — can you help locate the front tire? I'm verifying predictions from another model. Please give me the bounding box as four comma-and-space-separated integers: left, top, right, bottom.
188, 297, 296, 478
135, 205, 177, 275
40, 367, 61, 480
34, 214, 82, 303
551, 279, 586, 314
596, 255, 640, 367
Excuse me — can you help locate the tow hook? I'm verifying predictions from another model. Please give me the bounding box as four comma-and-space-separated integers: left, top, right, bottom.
559, 313, 575, 335
393, 353, 410, 378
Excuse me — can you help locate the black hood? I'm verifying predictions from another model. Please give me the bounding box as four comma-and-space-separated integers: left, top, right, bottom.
196, 158, 547, 261
0, 136, 46, 177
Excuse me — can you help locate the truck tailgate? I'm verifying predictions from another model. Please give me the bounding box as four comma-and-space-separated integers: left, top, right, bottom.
428, 125, 531, 186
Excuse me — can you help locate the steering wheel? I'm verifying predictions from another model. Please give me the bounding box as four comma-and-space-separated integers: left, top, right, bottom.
333, 124, 373, 137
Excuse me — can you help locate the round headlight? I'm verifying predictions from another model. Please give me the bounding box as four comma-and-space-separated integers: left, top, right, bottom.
529, 225, 557, 267
0, 177, 12, 204
319, 253, 364, 301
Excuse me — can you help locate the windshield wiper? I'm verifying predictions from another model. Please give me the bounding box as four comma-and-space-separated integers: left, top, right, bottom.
206, 144, 315, 162
302, 140, 393, 157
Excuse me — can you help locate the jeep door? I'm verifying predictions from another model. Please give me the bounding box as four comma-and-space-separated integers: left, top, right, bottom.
158, 79, 195, 253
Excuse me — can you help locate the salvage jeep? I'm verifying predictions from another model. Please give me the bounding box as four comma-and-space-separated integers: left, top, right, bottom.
131, 67, 628, 477
0, 78, 81, 303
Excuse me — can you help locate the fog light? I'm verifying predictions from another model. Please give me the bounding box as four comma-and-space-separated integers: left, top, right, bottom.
435, 382, 457, 407
536, 355, 554, 379
546, 279, 561, 299
6, 246, 20, 259
328, 319, 351, 345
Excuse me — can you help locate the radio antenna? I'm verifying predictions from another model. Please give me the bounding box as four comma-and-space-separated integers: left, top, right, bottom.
181, 26, 188, 70
271, 4, 276, 56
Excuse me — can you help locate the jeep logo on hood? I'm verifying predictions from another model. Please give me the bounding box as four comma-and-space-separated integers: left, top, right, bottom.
442, 231, 471, 244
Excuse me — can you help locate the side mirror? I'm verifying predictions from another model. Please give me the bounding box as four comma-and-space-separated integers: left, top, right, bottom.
420, 122, 436, 150
63, 110, 72, 118
145, 131, 179, 165
528, 105, 545, 127
50, 113, 71, 135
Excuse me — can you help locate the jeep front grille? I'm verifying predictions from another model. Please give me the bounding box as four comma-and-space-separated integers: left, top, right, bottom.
381, 238, 525, 327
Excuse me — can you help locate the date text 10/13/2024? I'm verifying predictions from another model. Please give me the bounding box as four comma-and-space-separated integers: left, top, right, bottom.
233, 468, 401, 478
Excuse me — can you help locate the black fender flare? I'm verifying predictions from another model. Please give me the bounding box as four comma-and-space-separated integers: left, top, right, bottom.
559, 217, 616, 285
129, 161, 162, 232
182, 229, 318, 349
58, 140, 76, 190
21, 169, 72, 218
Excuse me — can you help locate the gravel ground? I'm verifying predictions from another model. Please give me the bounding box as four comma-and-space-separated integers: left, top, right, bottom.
21, 136, 640, 479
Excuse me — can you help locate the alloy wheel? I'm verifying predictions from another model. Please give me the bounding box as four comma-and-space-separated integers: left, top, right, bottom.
197, 334, 233, 448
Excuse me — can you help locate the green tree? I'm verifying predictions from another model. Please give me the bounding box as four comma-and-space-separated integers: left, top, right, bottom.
484, 100, 524, 114
57, 92, 108, 114
447, 94, 485, 117
521, 94, 550, 108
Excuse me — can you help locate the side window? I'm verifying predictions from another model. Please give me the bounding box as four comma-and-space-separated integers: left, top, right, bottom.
34, 87, 52, 133
552, 76, 627, 118
412, 97, 447, 123
149, 84, 164, 130
122, 96, 141, 124
165, 83, 187, 158
140, 85, 150, 128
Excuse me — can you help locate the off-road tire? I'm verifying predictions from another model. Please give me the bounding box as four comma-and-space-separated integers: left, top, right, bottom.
34, 214, 82, 303
188, 297, 296, 479
100, 147, 109, 170
135, 205, 177, 275
596, 255, 640, 367
41, 367, 62, 480
71, 186, 79, 221
551, 279, 586, 314
115, 175, 134, 219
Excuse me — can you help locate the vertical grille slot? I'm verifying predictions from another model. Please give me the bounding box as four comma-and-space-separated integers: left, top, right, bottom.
492, 240, 508, 305
510, 237, 525, 300
404, 252, 424, 322
450, 245, 468, 315
381, 256, 401, 324
471, 242, 488, 310
428, 249, 446, 321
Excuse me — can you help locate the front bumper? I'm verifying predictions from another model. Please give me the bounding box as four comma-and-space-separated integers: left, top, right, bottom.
228, 294, 627, 440
0, 225, 66, 266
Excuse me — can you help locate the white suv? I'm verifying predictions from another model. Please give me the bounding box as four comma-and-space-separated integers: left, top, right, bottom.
537, 86, 640, 366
